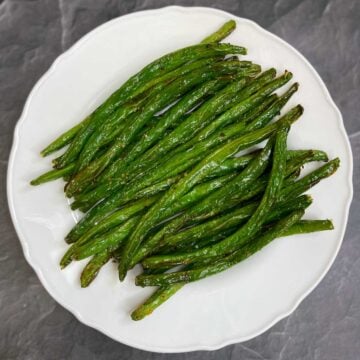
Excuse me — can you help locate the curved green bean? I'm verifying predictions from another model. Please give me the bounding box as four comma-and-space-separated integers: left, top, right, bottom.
201, 20, 236, 44
141, 123, 289, 269
136, 210, 304, 287
65, 62, 255, 197
74, 216, 140, 260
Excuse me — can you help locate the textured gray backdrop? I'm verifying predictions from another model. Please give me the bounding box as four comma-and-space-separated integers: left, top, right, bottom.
1, 1, 359, 359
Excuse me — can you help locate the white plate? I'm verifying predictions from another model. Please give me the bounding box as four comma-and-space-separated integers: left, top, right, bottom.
7, 6, 353, 353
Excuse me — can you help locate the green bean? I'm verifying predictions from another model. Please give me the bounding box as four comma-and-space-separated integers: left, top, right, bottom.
286, 150, 328, 174
131, 153, 257, 215
78, 63, 258, 177
279, 158, 340, 202
131, 283, 185, 320
53, 95, 144, 170
42, 18, 241, 157
43, 19, 239, 159
80, 251, 111, 288
201, 20, 236, 44
79, 195, 158, 245
74, 58, 230, 170
65, 62, 255, 197
80, 250, 112, 288
78, 173, 237, 260
187, 216, 334, 252
74, 216, 140, 260
73, 84, 288, 210
75, 151, 258, 213
286, 149, 328, 162
228, 149, 330, 208
133, 83, 296, 192
128, 136, 275, 271
160, 194, 312, 252
281, 219, 334, 235
73, 175, 182, 212
65, 105, 300, 245
129, 106, 302, 267
93, 165, 238, 236
93, 76, 234, 184
130, 143, 315, 265
135, 89, 298, 189
141, 123, 289, 269
70, 153, 256, 248
109, 91, 276, 186
179, 69, 293, 147
159, 83, 295, 177
133, 214, 333, 317
286, 167, 302, 182
60, 195, 159, 268
40, 120, 89, 157
119, 69, 282, 182
184, 228, 240, 252
142, 158, 339, 270
52, 43, 247, 168
136, 210, 304, 287
30, 163, 75, 186
226, 157, 338, 221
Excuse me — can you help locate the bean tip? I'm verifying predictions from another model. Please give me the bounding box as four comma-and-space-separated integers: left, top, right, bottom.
80, 279, 89, 288
284, 70, 293, 79
297, 104, 304, 115
130, 312, 140, 321
328, 220, 335, 230
118, 268, 127, 281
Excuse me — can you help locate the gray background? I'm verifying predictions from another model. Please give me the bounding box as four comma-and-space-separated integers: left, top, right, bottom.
1, 0, 359, 359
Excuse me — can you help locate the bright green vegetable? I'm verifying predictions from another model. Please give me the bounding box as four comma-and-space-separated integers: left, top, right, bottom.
201, 20, 237, 44
72, 94, 277, 212
125, 135, 275, 274
141, 123, 289, 269
142, 158, 340, 270
132, 215, 333, 318
74, 58, 240, 170
91, 76, 234, 184
136, 210, 304, 287
129, 107, 302, 268
30, 163, 75, 185
41, 22, 241, 157
65, 63, 258, 197
65, 104, 300, 245
176, 69, 293, 148
74, 83, 289, 211
280, 219, 334, 235
148, 148, 326, 256
80, 250, 112, 288
53, 43, 248, 168
74, 151, 259, 213
74, 216, 140, 260
160, 194, 312, 252
131, 283, 185, 320
40, 120, 90, 157
279, 158, 340, 202
60, 195, 159, 268
128, 82, 296, 196
117, 70, 285, 183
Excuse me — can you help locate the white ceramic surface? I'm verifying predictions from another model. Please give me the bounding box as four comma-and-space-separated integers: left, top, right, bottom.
7, 6, 353, 353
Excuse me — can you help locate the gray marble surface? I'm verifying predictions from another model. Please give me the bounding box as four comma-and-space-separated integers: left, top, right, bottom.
1, 0, 359, 359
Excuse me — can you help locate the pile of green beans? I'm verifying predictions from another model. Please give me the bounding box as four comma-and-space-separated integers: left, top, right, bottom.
31, 20, 339, 320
